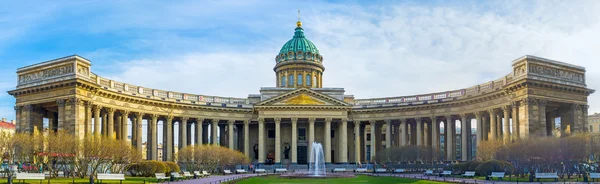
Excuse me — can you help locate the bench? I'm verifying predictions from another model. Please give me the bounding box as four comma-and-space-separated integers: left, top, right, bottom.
463, 171, 476, 177
275, 168, 287, 173
236, 169, 247, 174
488, 172, 505, 180
171, 172, 184, 181
393, 169, 405, 173
590, 173, 600, 181
16, 173, 46, 184
535, 172, 558, 181
255, 168, 267, 173
332, 168, 346, 172
223, 170, 232, 175
355, 168, 368, 173
424, 170, 434, 175
97, 174, 125, 184
193, 171, 204, 178
202, 170, 211, 176
183, 171, 194, 178
375, 168, 387, 173
440, 170, 451, 177
155, 173, 170, 182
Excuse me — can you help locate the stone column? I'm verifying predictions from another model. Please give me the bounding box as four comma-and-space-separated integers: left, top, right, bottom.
121, 111, 129, 141
431, 117, 438, 152
502, 106, 511, 144
385, 119, 391, 149
424, 121, 429, 147
164, 115, 173, 161
291, 118, 298, 164
369, 120, 376, 161
538, 100, 547, 136
212, 119, 219, 145
324, 118, 331, 163
511, 102, 519, 139
93, 105, 101, 138
228, 120, 235, 150
135, 112, 144, 156
488, 109, 496, 140
401, 119, 408, 146
258, 118, 265, 163
274, 118, 281, 164
416, 118, 422, 146
460, 114, 468, 161
131, 116, 136, 146
85, 102, 92, 137
180, 117, 188, 149
445, 115, 453, 160
150, 114, 158, 160
582, 105, 589, 132
475, 112, 483, 145
354, 121, 361, 164
482, 116, 488, 141
107, 108, 115, 139
116, 114, 121, 140
102, 113, 108, 136
196, 118, 203, 145
496, 113, 502, 138
308, 118, 315, 155
340, 118, 348, 163
243, 120, 250, 158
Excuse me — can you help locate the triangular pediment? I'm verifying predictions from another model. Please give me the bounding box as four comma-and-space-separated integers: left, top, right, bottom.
256, 88, 350, 107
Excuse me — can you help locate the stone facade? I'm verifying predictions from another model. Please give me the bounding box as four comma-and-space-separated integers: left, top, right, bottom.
8, 23, 595, 164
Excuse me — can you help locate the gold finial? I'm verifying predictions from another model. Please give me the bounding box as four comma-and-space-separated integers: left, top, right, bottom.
296, 9, 302, 27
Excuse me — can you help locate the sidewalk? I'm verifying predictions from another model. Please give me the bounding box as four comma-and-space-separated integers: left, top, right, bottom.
172, 174, 259, 184
372, 173, 593, 184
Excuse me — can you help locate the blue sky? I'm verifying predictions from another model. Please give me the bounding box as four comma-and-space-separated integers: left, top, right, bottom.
2, 0, 600, 124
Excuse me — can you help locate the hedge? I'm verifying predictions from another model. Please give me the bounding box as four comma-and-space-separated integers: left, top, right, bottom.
474, 160, 513, 176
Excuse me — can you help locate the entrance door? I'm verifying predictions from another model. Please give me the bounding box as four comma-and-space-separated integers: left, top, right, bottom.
298, 146, 307, 164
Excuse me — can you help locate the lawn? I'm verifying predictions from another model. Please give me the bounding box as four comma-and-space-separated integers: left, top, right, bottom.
229, 175, 449, 184
472, 175, 589, 183
0, 177, 158, 184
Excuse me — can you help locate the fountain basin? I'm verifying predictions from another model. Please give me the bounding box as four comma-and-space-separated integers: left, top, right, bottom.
279, 172, 355, 179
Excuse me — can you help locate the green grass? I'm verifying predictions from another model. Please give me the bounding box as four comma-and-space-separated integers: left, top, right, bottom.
472, 175, 588, 182
229, 175, 449, 184
0, 177, 158, 184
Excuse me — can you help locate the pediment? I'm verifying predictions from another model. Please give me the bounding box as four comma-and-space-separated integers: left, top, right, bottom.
256, 88, 350, 107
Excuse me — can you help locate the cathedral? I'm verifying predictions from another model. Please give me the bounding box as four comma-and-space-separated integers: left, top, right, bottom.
9, 19, 593, 165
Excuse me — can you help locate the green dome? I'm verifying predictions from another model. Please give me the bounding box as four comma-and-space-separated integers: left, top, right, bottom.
279, 27, 319, 55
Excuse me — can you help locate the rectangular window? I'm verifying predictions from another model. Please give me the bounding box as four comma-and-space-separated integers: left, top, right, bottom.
268, 129, 275, 138
366, 133, 371, 141
299, 128, 306, 141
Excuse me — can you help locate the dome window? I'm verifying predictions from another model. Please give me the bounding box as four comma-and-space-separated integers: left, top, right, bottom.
306, 75, 311, 86
298, 74, 303, 85
281, 76, 286, 87
288, 75, 294, 86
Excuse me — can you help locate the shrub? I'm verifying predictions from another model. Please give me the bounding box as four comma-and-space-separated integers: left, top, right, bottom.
474, 160, 513, 176
164, 161, 180, 173
468, 161, 482, 171
125, 163, 141, 176
126, 161, 168, 177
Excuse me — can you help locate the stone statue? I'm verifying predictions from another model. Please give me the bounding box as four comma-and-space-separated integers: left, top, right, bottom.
253, 144, 258, 159
283, 143, 291, 159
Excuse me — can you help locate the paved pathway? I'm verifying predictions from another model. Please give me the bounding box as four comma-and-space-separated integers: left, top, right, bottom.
171, 174, 260, 184
370, 173, 593, 184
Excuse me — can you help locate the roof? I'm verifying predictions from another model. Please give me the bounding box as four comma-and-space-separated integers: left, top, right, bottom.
279, 26, 319, 55
0, 121, 15, 130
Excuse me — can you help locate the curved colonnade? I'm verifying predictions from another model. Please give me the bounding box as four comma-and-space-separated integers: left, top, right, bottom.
9, 55, 593, 164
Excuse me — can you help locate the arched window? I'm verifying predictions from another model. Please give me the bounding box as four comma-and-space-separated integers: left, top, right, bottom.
281, 76, 286, 87
298, 74, 303, 85
288, 75, 294, 86
306, 75, 311, 86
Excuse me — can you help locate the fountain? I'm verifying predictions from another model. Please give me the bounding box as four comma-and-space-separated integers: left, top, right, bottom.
308, 142, 326, 176
279, 142, 354, 179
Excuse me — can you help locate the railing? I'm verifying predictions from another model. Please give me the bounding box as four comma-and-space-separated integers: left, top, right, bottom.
353, 73, 515, 107
91, 73, 251, 106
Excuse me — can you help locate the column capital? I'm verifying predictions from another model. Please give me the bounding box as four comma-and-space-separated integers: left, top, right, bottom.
23, 104, 33, 111
384, 119, 391, 123
106, 107, 115, 114
458, 113, 467, 118
474, 111, 483, 118
487, 109, 498, 115
243, 120, 249, 124
181, 117, 190, 121
581, 104, 589, 110
510, 101, 519, 108
521, 98, 537, 105
151, 114, 159, 121
92, 105, 102, 112
571, 103, 581, 110
14, 106, 22, 111
501, 105, 511, 112
121, 110, 130, 115
445, 115, 452, 120
354, 121, 361, 126
258, 118, 264, 123
274, 118, 281, 123
84, 101, 93, 107
415, 117, 422, 122
291, 117, 298, 122
325, 118, 332, 123
197, 118, 204, 123
308, 118, 316, 123
166, 114, 174, 121
56, 99, 66, 106
213, 119, 220, 123
398, 118, 405, 123
228, 119, 235, 124
134, 112, 145, 117
538, 99, 548, 106
369, 120, 377, 125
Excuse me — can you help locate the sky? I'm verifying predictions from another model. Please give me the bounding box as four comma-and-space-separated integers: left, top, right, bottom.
1, 1, 599, 135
